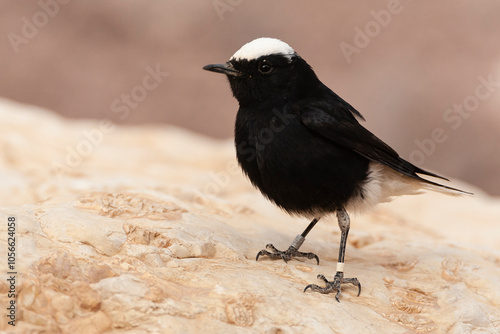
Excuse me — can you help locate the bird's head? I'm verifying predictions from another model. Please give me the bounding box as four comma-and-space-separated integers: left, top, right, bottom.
203, 37, 319, 106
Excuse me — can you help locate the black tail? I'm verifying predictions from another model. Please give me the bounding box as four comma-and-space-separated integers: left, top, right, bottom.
401, 159, 473, 196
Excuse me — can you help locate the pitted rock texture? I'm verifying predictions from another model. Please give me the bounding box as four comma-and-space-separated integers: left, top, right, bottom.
0, 99, 499, 333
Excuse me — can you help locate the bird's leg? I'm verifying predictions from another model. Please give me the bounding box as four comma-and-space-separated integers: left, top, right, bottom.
304, 208, 361, 302
256, 218, 320, 265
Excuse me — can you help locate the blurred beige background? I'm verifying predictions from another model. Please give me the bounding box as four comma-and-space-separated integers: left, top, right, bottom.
1, 1, 499, 195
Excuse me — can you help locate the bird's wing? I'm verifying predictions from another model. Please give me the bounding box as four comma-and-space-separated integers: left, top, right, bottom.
298, 100, 470, 193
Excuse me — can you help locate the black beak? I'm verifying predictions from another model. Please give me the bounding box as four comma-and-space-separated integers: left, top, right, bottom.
203, 62, 242, 77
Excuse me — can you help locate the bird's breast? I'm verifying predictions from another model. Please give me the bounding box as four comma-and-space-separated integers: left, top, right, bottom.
235, 107, 369, 215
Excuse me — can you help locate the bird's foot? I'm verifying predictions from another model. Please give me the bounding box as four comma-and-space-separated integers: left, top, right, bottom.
304, 272, 361, 302
255, 243, 319, 265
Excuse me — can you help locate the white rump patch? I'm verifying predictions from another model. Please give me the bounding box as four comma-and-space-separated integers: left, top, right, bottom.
346, 162, 467, 214
230, 37, 296, 61
346, 162, 424, 214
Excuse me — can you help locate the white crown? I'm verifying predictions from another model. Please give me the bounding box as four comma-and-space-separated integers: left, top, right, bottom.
230, 37, 296, 61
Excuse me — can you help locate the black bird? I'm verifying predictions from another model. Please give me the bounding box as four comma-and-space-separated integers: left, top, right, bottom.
203, 37, 470, 301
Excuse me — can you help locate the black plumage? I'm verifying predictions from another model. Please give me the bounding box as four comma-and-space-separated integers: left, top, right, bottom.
203, 38, 469, 301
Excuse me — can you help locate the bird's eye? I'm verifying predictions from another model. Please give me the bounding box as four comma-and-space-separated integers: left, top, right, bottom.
258, 61, 274, 74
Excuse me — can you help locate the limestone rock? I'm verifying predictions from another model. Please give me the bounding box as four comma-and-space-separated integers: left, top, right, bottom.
0, 99, 499, 333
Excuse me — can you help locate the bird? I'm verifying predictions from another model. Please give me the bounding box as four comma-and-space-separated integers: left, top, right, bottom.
202, 37, 470, 302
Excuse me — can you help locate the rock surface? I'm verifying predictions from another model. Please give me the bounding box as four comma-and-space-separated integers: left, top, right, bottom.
0, 99, 499, 333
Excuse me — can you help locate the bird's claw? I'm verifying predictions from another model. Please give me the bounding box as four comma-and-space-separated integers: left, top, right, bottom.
304, 272, 361, 302
255, 243, 319, 265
